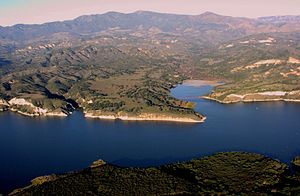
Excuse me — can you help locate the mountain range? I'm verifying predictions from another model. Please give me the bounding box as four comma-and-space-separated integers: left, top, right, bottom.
1, 11, 299, 43
0, 11, 299, 119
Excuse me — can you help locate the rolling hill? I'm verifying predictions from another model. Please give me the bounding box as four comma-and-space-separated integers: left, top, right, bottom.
0, 11, 299, 119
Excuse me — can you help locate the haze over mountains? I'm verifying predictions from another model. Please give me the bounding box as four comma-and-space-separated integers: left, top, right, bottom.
0, 11, 299, 43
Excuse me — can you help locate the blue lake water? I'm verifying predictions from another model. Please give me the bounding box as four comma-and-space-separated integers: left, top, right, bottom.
1, 84, 300, 193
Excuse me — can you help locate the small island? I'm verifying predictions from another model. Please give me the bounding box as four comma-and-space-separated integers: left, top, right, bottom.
292, 156, 300, 168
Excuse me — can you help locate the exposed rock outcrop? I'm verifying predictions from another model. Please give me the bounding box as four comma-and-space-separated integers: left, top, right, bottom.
84, 111, 205, 123
2, 98, 69, 116
205, 90, 300, 104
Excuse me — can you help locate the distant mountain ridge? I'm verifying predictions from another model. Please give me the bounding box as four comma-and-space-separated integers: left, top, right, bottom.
0, 11, 299, 42
258, 15, 300, 23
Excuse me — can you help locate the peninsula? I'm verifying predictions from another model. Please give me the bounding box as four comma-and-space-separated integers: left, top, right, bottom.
0, 11, 299, 121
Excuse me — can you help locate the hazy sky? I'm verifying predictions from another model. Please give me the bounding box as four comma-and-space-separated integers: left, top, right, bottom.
0, 0, 300, 26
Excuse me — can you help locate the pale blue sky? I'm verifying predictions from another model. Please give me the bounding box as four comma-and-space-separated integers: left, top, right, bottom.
0, 0, 31, 7
0, 0, 300, 26
0, 0, 21, 6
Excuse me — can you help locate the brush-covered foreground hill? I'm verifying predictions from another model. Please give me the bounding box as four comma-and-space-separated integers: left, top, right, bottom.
0, 11, 300, 119
9, 152, 300, 195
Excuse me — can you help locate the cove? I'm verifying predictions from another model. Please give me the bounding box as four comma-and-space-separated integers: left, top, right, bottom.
1, 84, 300, 194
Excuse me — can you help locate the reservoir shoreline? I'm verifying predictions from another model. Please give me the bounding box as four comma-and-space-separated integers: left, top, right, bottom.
0, 80, 210, 123
1, 81, 300, 194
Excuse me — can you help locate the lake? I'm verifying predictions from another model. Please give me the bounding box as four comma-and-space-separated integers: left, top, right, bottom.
1, 84, 300, 193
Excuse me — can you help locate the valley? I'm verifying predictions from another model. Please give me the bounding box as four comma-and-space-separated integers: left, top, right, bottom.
1, 10, 300, 194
